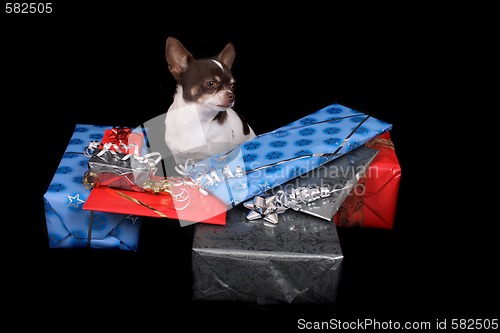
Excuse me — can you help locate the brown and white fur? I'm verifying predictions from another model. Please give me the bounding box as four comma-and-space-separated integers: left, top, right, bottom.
164, 37, 256, 165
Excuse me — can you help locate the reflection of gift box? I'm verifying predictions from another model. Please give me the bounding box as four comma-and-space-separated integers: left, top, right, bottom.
192, 206, 343, 304
334, 132, 401, 229
44, 124, 142, 250
189, 103, 392, 210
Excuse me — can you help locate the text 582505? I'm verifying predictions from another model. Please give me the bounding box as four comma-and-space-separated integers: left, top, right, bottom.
5, 3, 52, 13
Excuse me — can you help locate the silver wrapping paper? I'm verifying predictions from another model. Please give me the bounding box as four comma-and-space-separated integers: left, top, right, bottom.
265, 145, 379, 221
192, 205, 343, 304
87, 148, 157, 192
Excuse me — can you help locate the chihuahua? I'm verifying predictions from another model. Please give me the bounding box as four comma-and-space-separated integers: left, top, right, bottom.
164, 37, 256, 165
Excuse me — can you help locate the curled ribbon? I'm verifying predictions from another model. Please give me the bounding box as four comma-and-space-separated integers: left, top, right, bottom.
243, 185, 344, 224
84, 141, 101, 157
95, 147, 161, 168
175, 159, 224, 195
174, 158, 244, 194
99, 141, 140, 156
142, 178, 191, 211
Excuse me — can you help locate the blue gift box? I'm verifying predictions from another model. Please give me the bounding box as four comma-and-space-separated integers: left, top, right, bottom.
43, 124, 143, 250
188, 104, 392, 209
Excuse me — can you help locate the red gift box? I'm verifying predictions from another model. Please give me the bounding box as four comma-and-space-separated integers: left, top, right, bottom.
99, 126, 144, 155
334, 131, 401, 229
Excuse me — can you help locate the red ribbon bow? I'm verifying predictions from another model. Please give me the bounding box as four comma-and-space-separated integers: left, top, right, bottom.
109, 126, 132, 142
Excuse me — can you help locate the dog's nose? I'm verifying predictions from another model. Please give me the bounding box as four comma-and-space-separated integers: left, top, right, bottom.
226, 92, 235, 101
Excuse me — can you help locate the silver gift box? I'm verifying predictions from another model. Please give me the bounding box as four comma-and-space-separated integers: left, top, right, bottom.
192, 205, 343, 304
85, 148, 159, 192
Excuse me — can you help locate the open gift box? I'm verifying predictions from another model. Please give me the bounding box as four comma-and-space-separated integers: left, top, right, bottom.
43, 124, 143, 250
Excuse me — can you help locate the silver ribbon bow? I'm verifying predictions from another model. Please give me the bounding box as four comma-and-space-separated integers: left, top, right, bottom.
243, 195, 288, 224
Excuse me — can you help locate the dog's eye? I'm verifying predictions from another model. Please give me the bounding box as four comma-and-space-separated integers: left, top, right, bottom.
230, 83, 236, 90
205, 80, 218, 88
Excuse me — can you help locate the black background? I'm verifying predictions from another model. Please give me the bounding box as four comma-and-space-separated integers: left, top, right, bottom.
2, 3, 497, 332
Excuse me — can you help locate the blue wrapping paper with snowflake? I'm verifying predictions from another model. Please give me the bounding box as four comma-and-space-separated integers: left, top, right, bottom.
43, 124, 142, 250
186, 104, 392, 209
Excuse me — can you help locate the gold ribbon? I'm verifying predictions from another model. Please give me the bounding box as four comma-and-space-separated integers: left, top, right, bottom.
112, 189, 169, 218
366, 137, 395, 150
142, 178, 172, 194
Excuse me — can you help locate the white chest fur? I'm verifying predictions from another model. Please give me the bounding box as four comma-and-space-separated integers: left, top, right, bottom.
164, 88, 255, 164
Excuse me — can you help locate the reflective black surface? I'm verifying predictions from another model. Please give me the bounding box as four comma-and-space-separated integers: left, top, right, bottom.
3, 6, 496, 332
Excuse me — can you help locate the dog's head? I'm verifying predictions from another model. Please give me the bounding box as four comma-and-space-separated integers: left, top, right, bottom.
166, 37, 236, 110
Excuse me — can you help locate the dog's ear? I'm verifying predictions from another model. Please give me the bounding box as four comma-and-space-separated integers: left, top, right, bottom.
217, 42, 236, 69
166, 37, 193, 80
